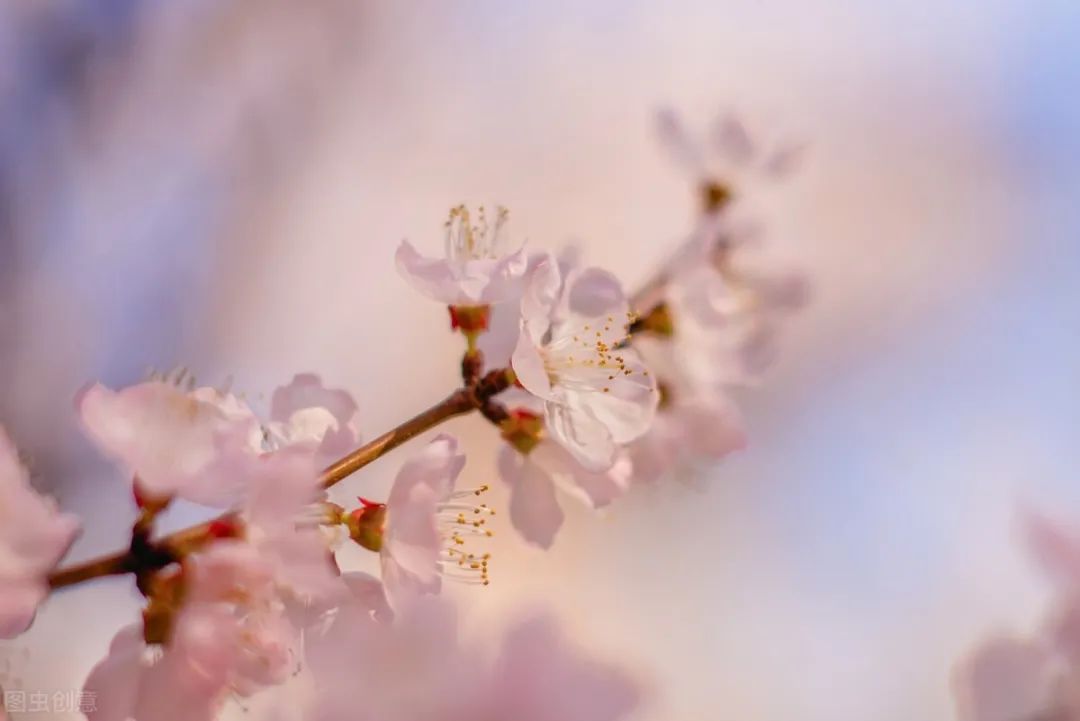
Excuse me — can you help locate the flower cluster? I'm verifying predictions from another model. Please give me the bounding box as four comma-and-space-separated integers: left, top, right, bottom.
0, 109, 807, 721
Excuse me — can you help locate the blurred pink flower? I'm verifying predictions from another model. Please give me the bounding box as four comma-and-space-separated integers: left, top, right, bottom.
396, 205, 527, 307
0, 427, 80, 639
654, 107, 802, 203
78, 376, 361, 508
953, 635, 1061, 721
379, 435, 492, 606
84, 544, 298, 721
239, 449, 344, 605
497, 440, 630, 549
77, 381, 262, 507
665, 230, 808, 389
267, 373, 360, 465
512, 256, 657, 471
304, 596, 639, 721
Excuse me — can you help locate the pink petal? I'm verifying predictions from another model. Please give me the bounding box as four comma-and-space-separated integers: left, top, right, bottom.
712, 112, 756, 166
498, 446, 564, 549
0, 427, 80, 638
520, 255, 561, 344
77, 381, 257, 506
654, 107, 707, 178
394, 239, 461, 305
562, 267, 628, 319
532, 442, 629, 510
270, 373, 359, 457
952, 635, 1054, 721
1023, 510, 1080, 588
491, 615, 640, 721
478, 246, 529, 304
511, 324, 553, 399
83, 624, 145, 721
382, 436, 465, 604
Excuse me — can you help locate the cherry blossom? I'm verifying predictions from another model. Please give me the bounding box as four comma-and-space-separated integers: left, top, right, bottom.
497, 430, 630, 549
266, 373, 360, 464
953, 512, 1080, 721
0, 427, 80, 639
304, 595, 639, 721
78, 375, 361, 508
396, 204, 527, 307
511, 256, 658, 472
655, 106, 801, 215
83, 452, 343, 721
83, 544, 299, 721
77, 381, 262, 507
344, 435, 493, 606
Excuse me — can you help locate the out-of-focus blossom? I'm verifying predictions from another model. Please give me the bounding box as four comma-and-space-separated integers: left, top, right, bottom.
345, 436, 493, 606
954, 511, 1080, 721
953, 635, 1063, 721
78, 375, 360, 508
512, 256, 657, 471
267, 373, 360, 464
84, 452, 342, 720
305, 596, 639, 721
0, 427, 80, 639
77, 381, 262, 507
396, 205, 527, 307
655, 106, 801, 215
239, 449, 344, 606
663, 225, 809, 388
497, 433, 630, 549
84, 544, 298, 721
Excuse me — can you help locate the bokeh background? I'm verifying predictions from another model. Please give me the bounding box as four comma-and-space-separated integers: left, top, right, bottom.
2, 1, 1079, 719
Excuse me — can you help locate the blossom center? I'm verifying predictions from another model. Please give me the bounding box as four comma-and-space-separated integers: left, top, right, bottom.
542, 313, 641, 393
444, 204, 509, 262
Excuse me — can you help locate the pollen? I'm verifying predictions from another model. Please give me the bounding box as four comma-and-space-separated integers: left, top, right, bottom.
444, 204, 510, 262
436, 484, 495, 587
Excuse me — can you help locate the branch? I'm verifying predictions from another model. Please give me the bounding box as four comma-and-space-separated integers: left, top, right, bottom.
48, 384, 499, 591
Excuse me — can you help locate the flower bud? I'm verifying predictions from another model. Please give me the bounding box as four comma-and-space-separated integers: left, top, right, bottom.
345, 498, 387, 553
500, 409, 543, 455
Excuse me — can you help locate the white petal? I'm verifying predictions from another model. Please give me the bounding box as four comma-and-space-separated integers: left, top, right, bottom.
511, 324, 553, 400
498, 447, 564, 549
544, 393, 617, 472
394, 239, 462, 305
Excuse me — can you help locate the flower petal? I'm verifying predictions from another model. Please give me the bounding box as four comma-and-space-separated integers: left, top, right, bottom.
544, 393, 618, 472
498, 446, 564, 549
520, 254, 561, 344
394, 239, 461, 305
511, 323, 553, 400
531, 442, 629, 510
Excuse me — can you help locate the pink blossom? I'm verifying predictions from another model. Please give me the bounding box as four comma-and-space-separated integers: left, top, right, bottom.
77, 381, 262, 507
624, 337, 746, 484
655, 107, 802, 202
663, 234, 808, 389
396, 205, 527, 307
0, 427, 80, 638
83, 544, 299, 721
952, 635, 1061, 721
304, 596, 639, 721
497, 441, 630, 549
379, 435, 492, 606
267, 373, 360, 464
83, 449, 344, 720
239, 448, 344, 605
511, 256, 658, 472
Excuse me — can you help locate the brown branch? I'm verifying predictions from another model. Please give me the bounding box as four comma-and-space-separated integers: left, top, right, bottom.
48, 386, 490, 591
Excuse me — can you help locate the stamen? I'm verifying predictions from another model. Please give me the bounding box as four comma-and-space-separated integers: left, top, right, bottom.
434, 484, 494, 586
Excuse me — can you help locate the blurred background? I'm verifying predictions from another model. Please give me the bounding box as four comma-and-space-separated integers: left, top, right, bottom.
2, 1, 1079, 719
